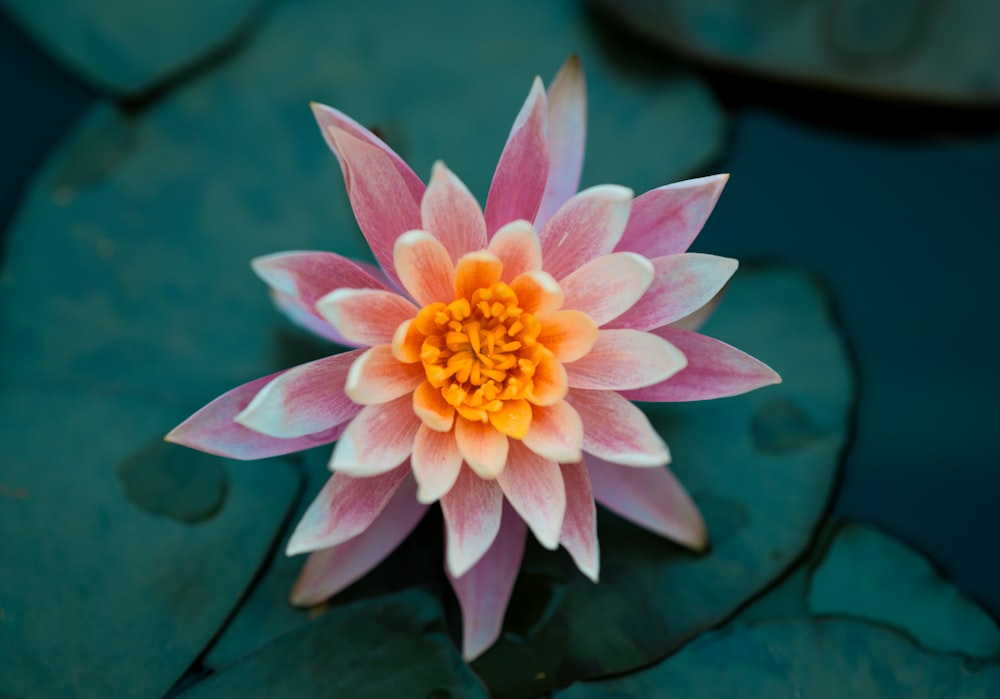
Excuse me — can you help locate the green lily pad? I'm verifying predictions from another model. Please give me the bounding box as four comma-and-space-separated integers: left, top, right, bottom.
0, 0, 262, 96
554, 618, 1000, 698
593, 0, 1000, 105
179, 590, 488, 699
0, 387, 300, 698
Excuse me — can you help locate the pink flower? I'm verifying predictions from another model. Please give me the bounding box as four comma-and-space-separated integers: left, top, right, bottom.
166, 56, 780, 660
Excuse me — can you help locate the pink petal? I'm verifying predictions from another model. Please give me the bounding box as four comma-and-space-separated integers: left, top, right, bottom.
286, 463, 410, 555
559, 460, 599, 582
235, 351, 365, 438
447, 501, 526, 660
270, 289, 346, 344
616, 174, 729, 258
329, 395, 421, 476
587, 455, 707, 550
496, 441, 565, 550
315, 288, 418, 347
565, 329, 687, 391
538, 185, 633, 281
291, 475, 428, 605
487, 219, 542, 283
560, 252, 654, 326
344, 345, 425, 405
521, 399, 583, 463
324, 127, 423, 287
393, 230, 456, 306
440, 464, 504, 577
669, 286, 726, 332
421, 161, 487, 262
535, 55, 586, 230
411, 424, 463, 503
166, 372, 350, 460
454, 417, 509, 480
484, 77, 550, 237
607, 254, 738, 332
621, 326, 781, 402
566, 389, 669, 467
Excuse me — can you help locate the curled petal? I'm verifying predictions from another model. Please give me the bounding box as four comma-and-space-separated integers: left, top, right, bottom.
286, 463, 410, 555
316, 288, 418, 347
422, 161, 487, 261
566, 329, 687, 391
235, 351, 364, 438
345, 345, 425, 405
329, 395, 421, 476
488, 219, 542, 282
454, 251, 503, 302
392, 318, 424, 363
455, 417, 509, 479
559, 460, 599, 582
587, 455, 707, 551
413, 380, 457, 432
567, 389, 669, 467
537, 310, 599, 363
291, 475, 428, 606
616, 174, 729, 258
497, 441, 565, 550
560, 252, 654, 327
411, 424, 463, 504
441, 464, 504, 577
536, 55, 586, 230
621, 327, 782, 402
393, 230, 455, 306
538, 184, 632, 281
527, 351, 568, 406
521, 399, 583, 463
510, 270, 563, 317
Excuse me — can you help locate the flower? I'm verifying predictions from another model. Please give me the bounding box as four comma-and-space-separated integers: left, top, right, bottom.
166, 56, 780, 660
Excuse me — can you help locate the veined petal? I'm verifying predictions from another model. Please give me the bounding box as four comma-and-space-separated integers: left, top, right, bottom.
413, 380, 456, 431
166, 371, 351, 460
538, 184, 632, 281
253, 249, 391, 307
441, 464, 504, 577
526, 350, 568, 406
447, 502, 526, 660
484, 76, 550, 237
454, 251, 503, 303
510, 270, 563, 317
329, 395, 421, 476
345, 345, 425, 405
566, 329, 687, 391
286, 463, 410, 555
411, 424, 463, 503
270, 289, 347, 345
537, 310, 598, 363
488, 219, 542, 282
315, 288, 418, 347
587, 456, 707, 550
393, 230, 455, 306
621, 327, 781, 402
521, 399, 583, 463
235, 351, 364, 438
291, 476, 428, 606
567, 389, 669, 467
497, 441, 565, 550
422, 161, 487, 261
536, 55, 586, 230
559, 460, 599, 582
560, 252, 654, 327
455, 416, 509, 479
607, 254, 738, 332
616, 174, 729, 258
669, 287, 725, 332
323, 127, 423, 287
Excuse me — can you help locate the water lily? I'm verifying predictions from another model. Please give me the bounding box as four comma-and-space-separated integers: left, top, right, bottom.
166, 56, 780, 660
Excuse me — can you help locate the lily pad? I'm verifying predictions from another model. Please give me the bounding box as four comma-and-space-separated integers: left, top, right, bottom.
0, 387, 300, 698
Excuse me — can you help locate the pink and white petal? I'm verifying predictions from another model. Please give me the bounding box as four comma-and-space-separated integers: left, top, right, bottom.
487, 219, 542, 282
621, 327, 781, 402
509, 270, 564, 317
566, 329, 687, 391
560, 252, 654, 326
325, 127, 423, 287
269, 289, 347, 345
344, 345, 425, 405
521, 399, 583, 463
286, 463, 410, 555
566, 389, 670, 467
166, 371, 352, 460
587, 455, 707, 550
454, 417, 509, 479
291, 476, 428, 606
311, 102, 426, 206
447, 501, 526, 660
607, 254, 738, 332
536, 310, 599, 364
616, 174, 729, 258
559, 460, 599, 581
329, 395, 421, 476
440, 464, 504, 577
669, 286, 725, 332
422, 161, 487, 261
315, 288, 417, 347
411, 424, 463, 503
535, 55, 586, 230
484, 77, 550, 237
497, 441, 565, 550
538, 185, 633, 281
393, 230, 456, 306
235, 351, 365, 438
